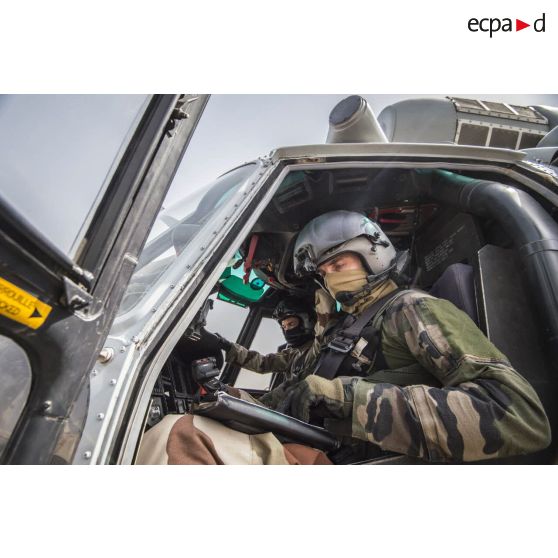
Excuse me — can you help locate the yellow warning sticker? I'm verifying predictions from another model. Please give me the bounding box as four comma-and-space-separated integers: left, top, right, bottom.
0, 276, 52, 330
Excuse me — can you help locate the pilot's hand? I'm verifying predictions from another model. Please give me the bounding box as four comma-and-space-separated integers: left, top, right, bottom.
198, 328, 232, 352
284, 376, 355, 423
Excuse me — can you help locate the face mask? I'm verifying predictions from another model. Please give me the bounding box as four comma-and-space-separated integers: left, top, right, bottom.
283, 327, 308, 345
323, 269, 369, 302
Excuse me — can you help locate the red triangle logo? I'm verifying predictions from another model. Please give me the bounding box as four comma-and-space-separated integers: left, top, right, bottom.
516, 19, 530, 31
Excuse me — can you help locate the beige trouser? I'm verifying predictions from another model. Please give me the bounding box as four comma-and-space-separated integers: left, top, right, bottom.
135, 414, 332, 465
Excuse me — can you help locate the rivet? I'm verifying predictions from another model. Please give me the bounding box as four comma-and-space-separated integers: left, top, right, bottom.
97, 413, 105, 421
98, 348, 114, 364
42, 400, 52, 411
151, 308, 157, 313
110, 379, 117, 386
120, 346, 126, 353
84, 451, 92, 459
170, 284, 175, 289
91, 369, 98, 376
131, 336, 139, 343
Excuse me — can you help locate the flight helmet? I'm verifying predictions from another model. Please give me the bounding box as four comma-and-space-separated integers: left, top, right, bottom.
293, 210, 399, 289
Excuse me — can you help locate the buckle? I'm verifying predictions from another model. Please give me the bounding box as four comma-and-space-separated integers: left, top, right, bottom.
327, 336, 355, 354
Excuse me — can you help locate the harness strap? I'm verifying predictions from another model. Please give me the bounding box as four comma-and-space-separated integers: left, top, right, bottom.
313, 288, 406, 380
311, 312, 355, 379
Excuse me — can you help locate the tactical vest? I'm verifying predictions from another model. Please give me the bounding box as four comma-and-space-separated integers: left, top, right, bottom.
313, 289, 438, 387
314, 289, 441, 459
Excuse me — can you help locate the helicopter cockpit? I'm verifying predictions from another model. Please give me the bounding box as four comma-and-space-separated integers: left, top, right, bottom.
134, 153, 558, 464
68, 94, 556, 466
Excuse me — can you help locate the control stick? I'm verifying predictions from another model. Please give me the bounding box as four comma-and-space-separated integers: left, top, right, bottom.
191, 356, 224, 395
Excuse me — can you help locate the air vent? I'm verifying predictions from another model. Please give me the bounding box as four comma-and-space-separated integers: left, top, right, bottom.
329, 172, 369, 194
273, 183, 311, 214
510, 105, 541, 119
519, 132, 544, 149
450, 97, 548, 125
453, 98, 485, 111
457, 123, 490, 146
489, 128, 519, 149
482, 101, 515, 115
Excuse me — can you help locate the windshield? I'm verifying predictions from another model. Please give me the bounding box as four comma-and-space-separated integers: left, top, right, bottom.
118, 163, 258, 315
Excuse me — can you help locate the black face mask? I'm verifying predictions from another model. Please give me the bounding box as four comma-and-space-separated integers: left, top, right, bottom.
284, 325, 312, 347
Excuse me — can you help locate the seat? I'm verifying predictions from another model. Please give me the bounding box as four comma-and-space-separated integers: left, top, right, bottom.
429, 263, 479, 325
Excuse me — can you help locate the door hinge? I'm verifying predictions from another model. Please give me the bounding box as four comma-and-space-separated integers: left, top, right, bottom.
62, 276, 93, 314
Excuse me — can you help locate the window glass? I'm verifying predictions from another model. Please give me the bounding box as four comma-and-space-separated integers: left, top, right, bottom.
118, 163, 258, 315
204, 295, 249, 352
0, 336, 32, 460
0, 94, 148, 256
235, 317, 285, 390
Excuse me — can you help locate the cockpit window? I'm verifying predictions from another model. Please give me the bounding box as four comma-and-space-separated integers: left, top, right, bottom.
118, 163, 259, 315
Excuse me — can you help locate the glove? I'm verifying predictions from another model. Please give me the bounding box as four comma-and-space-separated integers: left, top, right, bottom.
198, 328, 232, 352
283, 376, 356, 423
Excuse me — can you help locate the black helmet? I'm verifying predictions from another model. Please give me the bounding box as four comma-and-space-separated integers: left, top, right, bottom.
272, 296, 316, 347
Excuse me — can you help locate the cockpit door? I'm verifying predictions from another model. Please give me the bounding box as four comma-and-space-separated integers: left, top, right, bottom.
0, 94, 209, 463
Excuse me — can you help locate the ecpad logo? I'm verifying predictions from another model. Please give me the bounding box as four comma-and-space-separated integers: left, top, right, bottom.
468, 13, 546, 37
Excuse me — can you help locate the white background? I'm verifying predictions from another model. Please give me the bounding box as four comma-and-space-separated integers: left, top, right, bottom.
1, 1, 556, 557
0, 0, 555, 92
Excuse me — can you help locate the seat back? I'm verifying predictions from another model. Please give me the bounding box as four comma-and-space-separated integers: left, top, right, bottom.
429, 263, 479, 325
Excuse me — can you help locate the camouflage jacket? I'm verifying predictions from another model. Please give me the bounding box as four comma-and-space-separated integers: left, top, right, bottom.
255, 290, 340, 410
349, 289, 551, 462
226, 339, 314, 379
227, 289, 341, 411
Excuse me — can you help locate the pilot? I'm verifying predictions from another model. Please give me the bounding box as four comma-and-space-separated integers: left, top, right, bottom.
199, 295, 318, 382
137, 210, 550, 464
281, 210, 551, 462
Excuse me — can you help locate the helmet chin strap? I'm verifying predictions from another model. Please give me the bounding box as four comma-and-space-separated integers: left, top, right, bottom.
313, 276, 326, 290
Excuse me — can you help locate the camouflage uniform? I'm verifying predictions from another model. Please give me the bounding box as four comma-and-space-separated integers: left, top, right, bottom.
338, 288, 552, 462
256, 288, 339, 409
222, 287, 338, 409
223, 287, 336, 379
136, 283, 550, 464
225, 339, 313, 381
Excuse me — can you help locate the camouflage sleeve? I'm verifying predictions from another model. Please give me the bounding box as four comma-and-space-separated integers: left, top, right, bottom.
352, 293, 551, 462
225, 343, 298, 375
